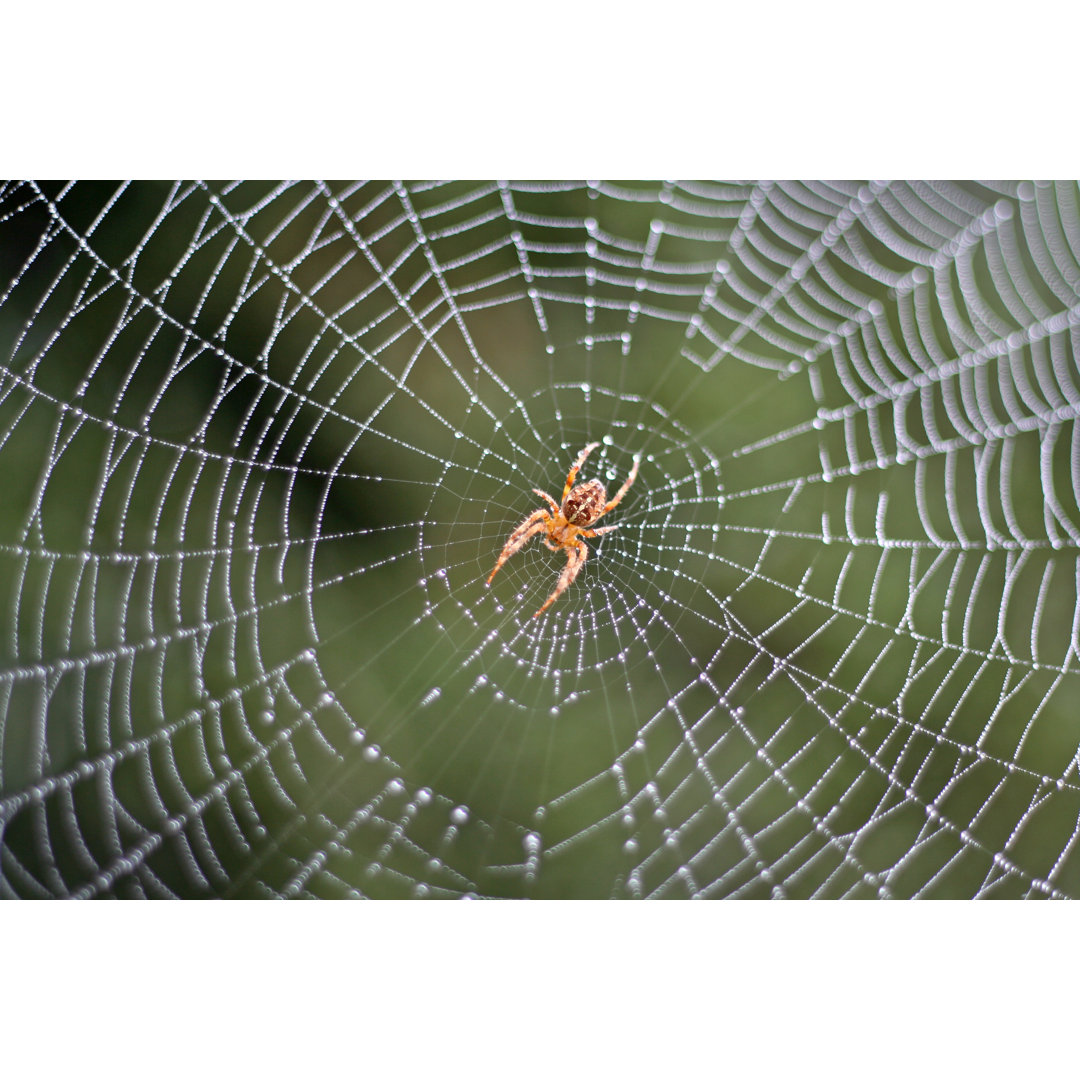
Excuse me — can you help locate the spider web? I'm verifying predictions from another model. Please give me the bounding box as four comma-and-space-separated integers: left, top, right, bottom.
2, 179, 1079, 899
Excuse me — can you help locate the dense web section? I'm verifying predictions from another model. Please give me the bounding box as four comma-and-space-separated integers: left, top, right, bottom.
2, 180, 1080, 899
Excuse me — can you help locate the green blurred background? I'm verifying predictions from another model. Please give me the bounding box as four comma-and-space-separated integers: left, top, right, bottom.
1, 180, 1079, 898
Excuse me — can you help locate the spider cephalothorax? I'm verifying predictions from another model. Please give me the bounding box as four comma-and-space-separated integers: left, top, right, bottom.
486, 442, 640, 616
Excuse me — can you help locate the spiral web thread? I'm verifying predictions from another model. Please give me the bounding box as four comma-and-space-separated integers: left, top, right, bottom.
1, 179, 1080, 899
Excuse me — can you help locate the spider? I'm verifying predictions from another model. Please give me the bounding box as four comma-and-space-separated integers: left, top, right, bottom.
486, 442, 640, 617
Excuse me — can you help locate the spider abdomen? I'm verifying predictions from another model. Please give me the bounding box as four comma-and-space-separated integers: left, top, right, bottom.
563, 479, 607, 526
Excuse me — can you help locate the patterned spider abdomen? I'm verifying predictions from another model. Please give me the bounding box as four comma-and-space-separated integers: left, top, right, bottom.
563, 479, 607, 527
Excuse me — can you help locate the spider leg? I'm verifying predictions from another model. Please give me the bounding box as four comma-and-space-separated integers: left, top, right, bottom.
562, 442, 601, 501
534, 539, 588, 617
487, 509, 550, 585
532, 488, 560, 514
579, 524, 617, 538
602, 455, 640, 514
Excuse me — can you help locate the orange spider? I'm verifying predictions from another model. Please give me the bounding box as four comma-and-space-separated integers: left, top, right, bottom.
486, 442, 640, 617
